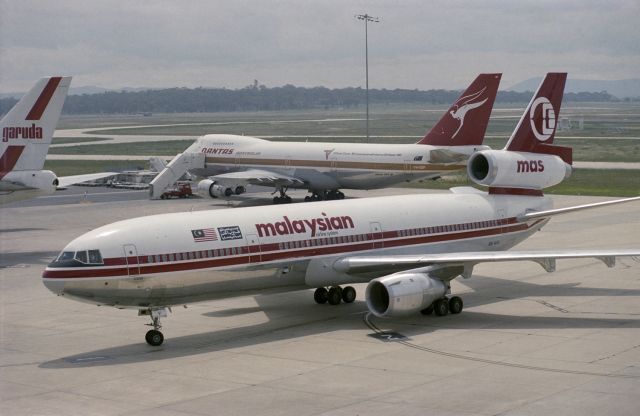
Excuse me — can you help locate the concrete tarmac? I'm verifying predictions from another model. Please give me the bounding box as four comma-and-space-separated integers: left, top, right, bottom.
1, 188, 640, 415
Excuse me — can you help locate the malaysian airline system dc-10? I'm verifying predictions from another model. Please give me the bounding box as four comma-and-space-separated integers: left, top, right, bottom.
43, 73, 640, 347
0, 77, 115, 205
149, 74, 502, 203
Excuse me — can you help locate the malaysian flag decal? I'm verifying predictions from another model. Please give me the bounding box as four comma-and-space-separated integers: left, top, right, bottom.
191, 228, 218, 242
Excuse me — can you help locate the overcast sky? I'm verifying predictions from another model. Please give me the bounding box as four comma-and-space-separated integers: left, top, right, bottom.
1, 0, 638, 92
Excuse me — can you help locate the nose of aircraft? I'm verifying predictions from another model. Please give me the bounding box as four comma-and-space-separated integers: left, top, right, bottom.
43, 278, 65, 295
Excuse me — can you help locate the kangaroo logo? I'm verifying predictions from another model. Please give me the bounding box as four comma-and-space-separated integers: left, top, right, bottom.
530, 97, 556, 142
449, 87, 488, 139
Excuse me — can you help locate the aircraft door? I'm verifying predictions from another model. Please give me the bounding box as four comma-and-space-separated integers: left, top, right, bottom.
245, 234, 261, 263
123, 244, 140, 276
369, 222, 383, 249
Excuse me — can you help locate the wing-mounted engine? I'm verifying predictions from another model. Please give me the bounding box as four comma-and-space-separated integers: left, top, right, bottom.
467, 149, 571, 190
365, 269, 451, 318
1, 170, 58, 192
196, 179, 245, 199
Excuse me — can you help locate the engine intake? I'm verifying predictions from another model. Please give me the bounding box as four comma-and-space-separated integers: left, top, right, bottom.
196, 179, 234, 198
366, 272, 447, 318
467, 150, 571, 190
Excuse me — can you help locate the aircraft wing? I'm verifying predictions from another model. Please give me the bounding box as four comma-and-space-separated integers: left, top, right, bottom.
57, 172, 118, 188
211, 169, 305, 188
333, 249, 640, 277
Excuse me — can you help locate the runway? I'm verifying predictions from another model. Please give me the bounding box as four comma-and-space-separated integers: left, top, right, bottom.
1, 188, 639, 415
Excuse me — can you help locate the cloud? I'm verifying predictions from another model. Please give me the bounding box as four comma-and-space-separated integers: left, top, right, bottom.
1, 0, 638, 92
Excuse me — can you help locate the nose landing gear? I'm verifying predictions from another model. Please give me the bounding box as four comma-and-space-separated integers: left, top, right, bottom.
140, 307, 170, 346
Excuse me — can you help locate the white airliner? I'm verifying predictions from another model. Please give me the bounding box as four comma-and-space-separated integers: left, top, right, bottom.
0, 77, 115, 205
150, 73, 502, 203
43, 73, 639, 347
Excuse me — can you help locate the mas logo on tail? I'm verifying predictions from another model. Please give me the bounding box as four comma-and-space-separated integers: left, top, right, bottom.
530, 97, 556, 142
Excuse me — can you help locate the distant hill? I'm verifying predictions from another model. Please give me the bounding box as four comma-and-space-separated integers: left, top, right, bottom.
509, 78, 640, 99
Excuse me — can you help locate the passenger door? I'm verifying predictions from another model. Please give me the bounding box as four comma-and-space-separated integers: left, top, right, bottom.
123, 244, 140, 276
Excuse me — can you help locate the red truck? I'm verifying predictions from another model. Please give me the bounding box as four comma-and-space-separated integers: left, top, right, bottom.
160, 182, 193, 199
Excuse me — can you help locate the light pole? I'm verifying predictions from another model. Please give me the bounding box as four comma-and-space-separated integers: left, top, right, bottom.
355, 13, 379, 141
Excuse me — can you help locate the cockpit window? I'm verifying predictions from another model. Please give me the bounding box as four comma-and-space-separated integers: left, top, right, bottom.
75, 251, 88, 263
57, 251, 74, 262
50, 249, 104, 267
88, 250, 103, 264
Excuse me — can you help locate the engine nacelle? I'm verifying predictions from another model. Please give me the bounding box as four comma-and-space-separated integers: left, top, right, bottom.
467, 150, 571, 190
196, 179, 234, 198
366, 272, 447, 318
2, 170, 58, 194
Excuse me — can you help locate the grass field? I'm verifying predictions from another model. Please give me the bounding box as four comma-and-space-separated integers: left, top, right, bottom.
52, 137, 112, 144
404, 168, 640, 197
48, 103, 640, 196
48, 137, 640, 162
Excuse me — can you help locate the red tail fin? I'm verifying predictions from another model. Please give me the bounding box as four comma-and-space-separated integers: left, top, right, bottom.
417, 73, 501, 146
504, 72, 572, 164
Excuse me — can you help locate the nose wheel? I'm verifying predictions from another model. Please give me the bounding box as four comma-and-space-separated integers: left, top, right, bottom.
140, 307, 169, 346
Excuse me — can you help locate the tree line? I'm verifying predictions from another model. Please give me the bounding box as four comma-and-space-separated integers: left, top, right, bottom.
0, 83, 619, 116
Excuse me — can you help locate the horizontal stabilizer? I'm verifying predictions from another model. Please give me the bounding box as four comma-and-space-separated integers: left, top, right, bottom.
518, 196, 640, 222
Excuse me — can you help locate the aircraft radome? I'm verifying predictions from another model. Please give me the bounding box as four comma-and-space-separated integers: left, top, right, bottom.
43, 73, 640, 346
150, 74, 502, 204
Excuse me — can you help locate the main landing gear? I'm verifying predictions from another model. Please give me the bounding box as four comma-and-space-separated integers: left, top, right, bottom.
140, 307, 169, 346
313, 286, 356, 305
273, 186, 292, 204
420, 296, 463, 317
304, 190, 345, 202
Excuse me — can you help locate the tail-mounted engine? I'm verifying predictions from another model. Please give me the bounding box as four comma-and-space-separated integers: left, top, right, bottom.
366, 271, 447, 318
467, 149, 571, 190
196, 179, 245, 199
2, 170, 58, 193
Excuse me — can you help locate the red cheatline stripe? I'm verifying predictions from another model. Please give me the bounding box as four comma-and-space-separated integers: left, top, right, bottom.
25, 77, 62, 121
0, 145, 26, 179
42, 219, 542, 280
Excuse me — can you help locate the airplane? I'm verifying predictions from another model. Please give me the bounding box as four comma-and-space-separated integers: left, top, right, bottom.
0, 77, 115, 205
149, 73, 502, 204
42, 73, 640, 347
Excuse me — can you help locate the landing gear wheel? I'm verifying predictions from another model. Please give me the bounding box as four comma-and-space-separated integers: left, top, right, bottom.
448, 296, 463, 314
341, 286, 356, 303
433, 298, 449, 316
327, 286, 342, 305
304, 196, 311, 202
314, 287, 328, 304
145, 329, 164, 346
336, 191, 345, 200
420, 305, 434, 315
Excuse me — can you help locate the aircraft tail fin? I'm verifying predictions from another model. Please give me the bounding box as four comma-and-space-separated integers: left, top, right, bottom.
0, 76, 72, 173
417, 73, 501, 146
466, 73, 571, 195
503, 72, 571, 164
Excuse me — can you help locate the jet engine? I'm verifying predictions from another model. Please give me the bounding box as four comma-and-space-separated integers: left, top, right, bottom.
196, 179, 246, 198
467, 149, 571, 190
2, 170, 58, 194
366, 272, 447, 318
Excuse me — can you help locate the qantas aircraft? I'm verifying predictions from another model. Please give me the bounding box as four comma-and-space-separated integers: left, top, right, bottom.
43, 73, 639, 346
0, 77, 114, 205
150, 73, 502, 203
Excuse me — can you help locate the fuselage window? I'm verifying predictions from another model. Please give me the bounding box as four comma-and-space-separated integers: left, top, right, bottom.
75, 251, 88, 263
